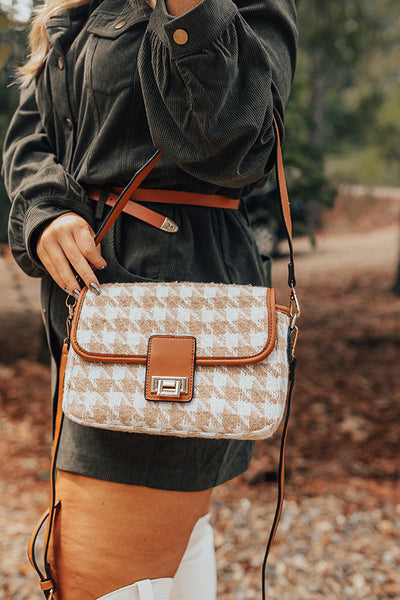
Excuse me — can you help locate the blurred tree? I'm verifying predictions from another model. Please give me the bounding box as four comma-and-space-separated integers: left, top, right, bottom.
248, 0, 400, 254
0, 3, 29, 243
247, 0, 373, 250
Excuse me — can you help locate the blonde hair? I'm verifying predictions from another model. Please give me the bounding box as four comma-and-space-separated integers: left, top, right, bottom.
19, 0, 91, 83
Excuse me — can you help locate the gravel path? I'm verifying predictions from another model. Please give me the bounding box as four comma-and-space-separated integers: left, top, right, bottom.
213, 477, 400, 600
1, 452, 399, 599
1, 220, 399, 599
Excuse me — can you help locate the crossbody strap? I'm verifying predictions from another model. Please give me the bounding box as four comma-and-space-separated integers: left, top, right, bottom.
29, 117, 299, 600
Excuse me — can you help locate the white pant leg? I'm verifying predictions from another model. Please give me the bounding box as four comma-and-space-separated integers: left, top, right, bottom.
96, 578, 173, 600
171, 513, 217, 600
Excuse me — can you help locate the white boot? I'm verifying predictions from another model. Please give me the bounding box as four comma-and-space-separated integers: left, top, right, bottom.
171, 513, 216, 600
96, 578, 173, 600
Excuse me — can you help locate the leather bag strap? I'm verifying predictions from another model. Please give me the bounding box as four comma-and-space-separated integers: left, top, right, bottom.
28, 343, 69, 598
94, 151, 163, 244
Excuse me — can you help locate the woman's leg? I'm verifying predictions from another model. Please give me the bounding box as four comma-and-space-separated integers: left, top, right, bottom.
50, 470, 212, 600
85, 513, 217, 600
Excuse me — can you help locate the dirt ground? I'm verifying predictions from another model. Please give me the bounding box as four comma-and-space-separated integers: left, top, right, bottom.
0, 190, 399, 599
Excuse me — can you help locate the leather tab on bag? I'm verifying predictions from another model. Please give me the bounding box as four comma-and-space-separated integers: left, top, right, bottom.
145, 336, 196, 403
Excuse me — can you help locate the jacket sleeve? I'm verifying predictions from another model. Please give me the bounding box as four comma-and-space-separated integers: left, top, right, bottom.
2, 78, 93, 277
138, 0, 297, 189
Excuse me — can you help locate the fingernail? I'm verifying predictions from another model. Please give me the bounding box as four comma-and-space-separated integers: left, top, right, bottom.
89, 283, 101, 295
95, 265, 107, 272
64, 286, 71, 294
73, 289, 81, 299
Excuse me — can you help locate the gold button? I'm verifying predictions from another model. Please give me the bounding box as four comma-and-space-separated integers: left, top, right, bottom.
173, 29, 188, 45
115, 20, 126, 29
65, 117, 73, 130
57, 56, 64, 70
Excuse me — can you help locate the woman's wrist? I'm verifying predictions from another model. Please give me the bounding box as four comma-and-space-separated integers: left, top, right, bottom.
165, 0, 202, 17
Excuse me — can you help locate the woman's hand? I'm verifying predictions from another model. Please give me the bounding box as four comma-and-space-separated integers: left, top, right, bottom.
37, 212, 107, 296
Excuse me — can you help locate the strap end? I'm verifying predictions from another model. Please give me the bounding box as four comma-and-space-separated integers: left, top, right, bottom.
287, 262, 296, 288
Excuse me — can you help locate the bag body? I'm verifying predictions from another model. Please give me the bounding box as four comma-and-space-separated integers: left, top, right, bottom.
63, 282, 291, 439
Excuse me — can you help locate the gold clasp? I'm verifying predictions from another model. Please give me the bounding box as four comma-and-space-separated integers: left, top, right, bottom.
64, 294, 77, 342
289, 286, 301, 328
48, 590, 54, 600
290, 325, 299, 358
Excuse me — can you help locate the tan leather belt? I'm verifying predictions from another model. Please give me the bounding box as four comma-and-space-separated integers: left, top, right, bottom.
86, 186, 240, 233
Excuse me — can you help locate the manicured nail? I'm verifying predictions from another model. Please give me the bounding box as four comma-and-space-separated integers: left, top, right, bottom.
89, 283, 101, 295
64, 286, 71, 294
73, 289, 81, 299
95, 265, 107, 272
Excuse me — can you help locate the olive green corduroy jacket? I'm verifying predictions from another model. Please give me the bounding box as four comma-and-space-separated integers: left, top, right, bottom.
2, 0, 298, 491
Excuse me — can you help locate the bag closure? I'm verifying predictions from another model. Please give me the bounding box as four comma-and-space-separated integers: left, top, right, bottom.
145, 335, 196, 402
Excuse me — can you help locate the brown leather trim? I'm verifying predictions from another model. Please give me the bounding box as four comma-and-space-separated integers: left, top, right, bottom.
276, 304, 290, 316
70, 287, 279, 366
103, 195, 169, 230
145, 336, 196, 402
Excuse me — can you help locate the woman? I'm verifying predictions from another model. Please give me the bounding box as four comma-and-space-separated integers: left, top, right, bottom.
3, 0, 297, 598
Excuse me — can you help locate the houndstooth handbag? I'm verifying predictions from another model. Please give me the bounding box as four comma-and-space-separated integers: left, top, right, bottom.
63, 282, 292, 439
29, 118, 300, 600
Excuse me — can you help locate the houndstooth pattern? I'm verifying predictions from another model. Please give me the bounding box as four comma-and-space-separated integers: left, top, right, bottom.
74, 282, 270, 358
63, 283, 290, 440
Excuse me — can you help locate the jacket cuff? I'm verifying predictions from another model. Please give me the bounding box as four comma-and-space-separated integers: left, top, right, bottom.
148, 0, 238, 58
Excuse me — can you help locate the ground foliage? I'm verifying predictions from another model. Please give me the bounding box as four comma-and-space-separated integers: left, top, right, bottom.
0, 203, 399, 597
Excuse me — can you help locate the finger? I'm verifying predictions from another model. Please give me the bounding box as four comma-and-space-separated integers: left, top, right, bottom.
61, 234, 101, 291
73, 226, 106, 270
39, 241, 82, 295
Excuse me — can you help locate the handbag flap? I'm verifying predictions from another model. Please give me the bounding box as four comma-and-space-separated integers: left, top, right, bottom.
70, 282, 278, 365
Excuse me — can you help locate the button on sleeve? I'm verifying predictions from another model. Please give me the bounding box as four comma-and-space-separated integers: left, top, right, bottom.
148, 0, 237, 58
172, 29, 188, 45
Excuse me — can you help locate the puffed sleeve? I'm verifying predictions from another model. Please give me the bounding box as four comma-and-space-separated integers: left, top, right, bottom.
138, 0, 297, 189
2, 79, 93, 277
